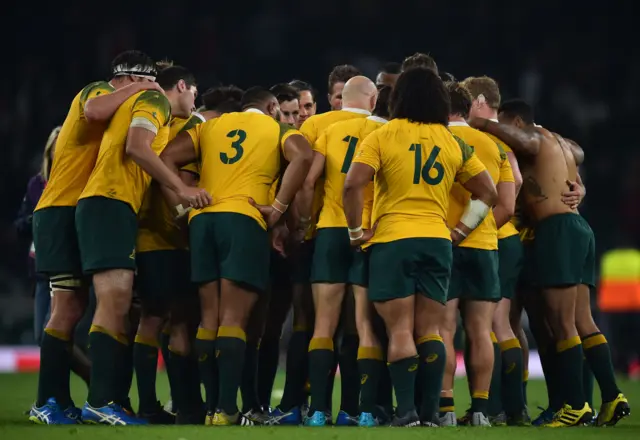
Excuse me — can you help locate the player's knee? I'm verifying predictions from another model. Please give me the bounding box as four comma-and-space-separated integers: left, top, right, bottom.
137, 315, 164, 338
96, 289, 132, 318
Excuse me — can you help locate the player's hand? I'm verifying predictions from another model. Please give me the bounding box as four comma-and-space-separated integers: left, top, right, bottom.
249, 198, 283, 228
271, 223, 290, 257
450, 229, 465, 246
178, 186, 212, 209
562, 179, 584, 210
349, 222, 377, 248
137, 81, 165, 95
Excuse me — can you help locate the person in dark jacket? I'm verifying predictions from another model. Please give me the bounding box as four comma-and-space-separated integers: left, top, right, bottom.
15, 126, 60, 344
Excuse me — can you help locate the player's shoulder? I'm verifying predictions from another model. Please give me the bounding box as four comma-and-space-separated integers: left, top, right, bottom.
79, 80, 114, 103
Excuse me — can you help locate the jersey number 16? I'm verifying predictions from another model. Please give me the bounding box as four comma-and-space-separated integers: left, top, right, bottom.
409, 143, 444, 185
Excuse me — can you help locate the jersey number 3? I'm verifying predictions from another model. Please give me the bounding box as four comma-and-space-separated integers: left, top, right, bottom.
221, 129, 246, 164
409, 143, 444, 185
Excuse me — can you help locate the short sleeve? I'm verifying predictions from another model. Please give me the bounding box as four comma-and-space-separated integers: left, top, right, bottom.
180, 113, 206, 133
352, 131, 381, 172
314, 132, 328, 156
79, 81, 115, 112
456, 154, 486, 184
278, 122, 303, 161
185, 123, 204, 158
499, 156, 515, 184
131, 91, 171, 134
180, 162, 200, 175
299, 118, 317, 144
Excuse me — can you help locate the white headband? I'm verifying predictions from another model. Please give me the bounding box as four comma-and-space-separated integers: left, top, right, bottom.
112, 63, 157, 81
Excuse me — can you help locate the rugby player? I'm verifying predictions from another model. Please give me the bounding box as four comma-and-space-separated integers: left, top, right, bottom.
461, 76, 527, 425
328, 65, 362, 111
472, 100, 629, 427
133, 66, 208, 425
375, 62, 401, 88
160, 87, 312, 426
252, 83, 304, 416
343, 66, 497, 427
29, 50, 163, 425
439, 82, 517, 427
76, 63, 210, 425
293, 85, 388, 427
289, 79, 317, 127
271, 83, 301, 126
273, 70, 367, 426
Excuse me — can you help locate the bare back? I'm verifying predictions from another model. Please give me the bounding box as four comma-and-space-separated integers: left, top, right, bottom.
520, 127, 577, 221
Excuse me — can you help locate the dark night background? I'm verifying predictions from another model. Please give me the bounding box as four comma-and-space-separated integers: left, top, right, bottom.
1, 1, 638, 344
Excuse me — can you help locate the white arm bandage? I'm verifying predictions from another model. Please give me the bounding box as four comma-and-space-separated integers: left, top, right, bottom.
460, 198, 491, 230
175, 204, 193, 219
130, 117, 158, 135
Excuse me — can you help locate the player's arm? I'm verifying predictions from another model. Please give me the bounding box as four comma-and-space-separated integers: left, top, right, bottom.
470, 118, 542, 156
251, 131, 313, 228
564, 137, 585, 166
343, 133, 380, 246
507, 152, 522, 195
295, 132, 327, 231
452, 138, 498, 244
493, 160, 516, 230
159, 130, 203, 216
128, 92, 210, 208
84, 81, 162, 123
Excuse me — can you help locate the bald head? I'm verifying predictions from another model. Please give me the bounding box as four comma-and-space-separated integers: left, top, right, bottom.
341, 76, 378, 112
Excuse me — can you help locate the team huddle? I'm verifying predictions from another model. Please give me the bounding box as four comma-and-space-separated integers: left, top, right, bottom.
28, 49, 630, 428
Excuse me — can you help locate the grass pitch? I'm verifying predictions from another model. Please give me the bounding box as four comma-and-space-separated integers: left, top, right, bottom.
0, 372, 638, 439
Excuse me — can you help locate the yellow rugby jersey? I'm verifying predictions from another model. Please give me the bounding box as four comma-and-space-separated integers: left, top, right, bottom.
80, 90, 171, 213
186, 108, 301, 230
314, 116, 387, 230
353, 119, 487, 247
137, 112, 206, 253
300, 108, 371, 239
447, 122, 513, 250
485, 131, 520, 239
36, 81, 115, 210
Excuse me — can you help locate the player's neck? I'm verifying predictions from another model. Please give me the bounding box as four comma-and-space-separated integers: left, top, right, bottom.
477, 107, 498, 121
341, 102, 371, 115
449, 115, 466, 123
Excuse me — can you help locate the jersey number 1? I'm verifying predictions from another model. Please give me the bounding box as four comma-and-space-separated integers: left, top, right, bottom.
341, 136, 359, 173
220, 129, 246, 164
409, 143, 444, 185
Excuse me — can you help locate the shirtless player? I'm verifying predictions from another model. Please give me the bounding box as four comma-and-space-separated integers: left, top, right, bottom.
471, 99, 630, 427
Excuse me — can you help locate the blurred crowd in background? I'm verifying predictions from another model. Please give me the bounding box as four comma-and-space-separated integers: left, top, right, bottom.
1, 0, 638, 371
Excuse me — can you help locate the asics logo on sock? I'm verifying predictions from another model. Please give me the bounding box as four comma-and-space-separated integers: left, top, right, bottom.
199, 353, 208, 362
426, 354, 438, 363
361, 374, 368, 384
506, 362, 516, 374
408, 363, 418, 372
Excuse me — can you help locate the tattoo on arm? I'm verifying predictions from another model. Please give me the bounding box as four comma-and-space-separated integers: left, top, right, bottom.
523, 176, 548, 203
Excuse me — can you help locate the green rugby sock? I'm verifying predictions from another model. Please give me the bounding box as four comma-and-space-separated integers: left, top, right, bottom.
37, 329, 72, 407
388, 356, 419, 418
439, 396, 455, 415
523, 370, 529, 406
257, 337, 280, 410
471, 391, 489, 415
169, 348, 202, 413
133, 336, 159, 414
216, 326, 246, 415
308, 338, 334, 414
417, 336, 446, 421
160, 330, 176, 403
583, 358, 594, 408
279, 329, 309, 411
488, 333, 503, 416
357, 347, 384, 414
241, 340, 260, 413
557, 337, 585, 409
338, 334, 360, 415
500, 338, 526, 415
87, 326, 128, 408
194, 328, 218, 411
583, 333, 620, 403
